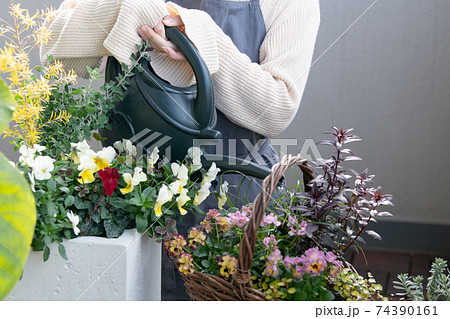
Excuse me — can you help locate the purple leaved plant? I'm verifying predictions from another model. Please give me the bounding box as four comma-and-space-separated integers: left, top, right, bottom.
293, 127, 394, 253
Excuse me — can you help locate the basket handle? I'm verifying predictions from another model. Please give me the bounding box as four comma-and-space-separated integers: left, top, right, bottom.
233, 154, 315, 288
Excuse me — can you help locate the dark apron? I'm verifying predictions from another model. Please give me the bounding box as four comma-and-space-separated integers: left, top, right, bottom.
161, 0, 280, 300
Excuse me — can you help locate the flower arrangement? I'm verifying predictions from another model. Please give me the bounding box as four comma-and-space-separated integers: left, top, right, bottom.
0, 2, 224, 260
164, 128, 393, 300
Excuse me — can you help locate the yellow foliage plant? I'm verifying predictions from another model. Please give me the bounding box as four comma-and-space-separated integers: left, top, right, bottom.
0, 1, 75, 147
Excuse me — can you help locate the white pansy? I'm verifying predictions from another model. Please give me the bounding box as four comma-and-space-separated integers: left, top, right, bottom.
18, 145, 35, 166
8, 161, 15, 167
94, 146, 116, 170
194, 182, 211, 205
154, 185, 174, 217
32, 155, 55, 180
147, 146, 159, 169
67, 211, 80, 236
176, 188, 190, 215
187, 146, 203, 171
202, 162, 220, 186
218, 181, 229, 209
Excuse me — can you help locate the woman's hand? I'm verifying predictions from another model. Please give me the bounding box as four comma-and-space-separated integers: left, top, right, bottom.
138, 15, 186, 61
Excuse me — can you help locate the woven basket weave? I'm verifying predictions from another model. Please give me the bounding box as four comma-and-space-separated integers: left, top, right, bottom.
179, 154, 314, 301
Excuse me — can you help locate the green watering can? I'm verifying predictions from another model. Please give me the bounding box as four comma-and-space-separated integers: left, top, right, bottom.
102, 26, 271, 179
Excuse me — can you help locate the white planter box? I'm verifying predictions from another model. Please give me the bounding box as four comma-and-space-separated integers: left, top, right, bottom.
6, 230, 161, 301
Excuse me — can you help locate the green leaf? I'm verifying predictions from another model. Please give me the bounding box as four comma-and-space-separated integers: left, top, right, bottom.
43, 246, 50, 262
135, 214, 148, 233
46, 178, 57, 192
0, 77, 15, 132
201, 260, 210, 268
64, 195, 75, 207
0, 153, 36, 300
58, 244, 68, 260
92, 132, 107, 141
109, 197, 127, 209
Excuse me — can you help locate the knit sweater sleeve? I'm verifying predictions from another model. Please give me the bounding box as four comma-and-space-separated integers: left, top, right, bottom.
175, 0, 321, 137
40, 0, 320, 137
39, 0, 213, 81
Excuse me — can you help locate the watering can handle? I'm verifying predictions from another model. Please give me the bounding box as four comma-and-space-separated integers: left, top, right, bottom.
165, 26, 216, 135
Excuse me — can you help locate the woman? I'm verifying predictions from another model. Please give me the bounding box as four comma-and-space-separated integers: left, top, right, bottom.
41, 0, 320, 300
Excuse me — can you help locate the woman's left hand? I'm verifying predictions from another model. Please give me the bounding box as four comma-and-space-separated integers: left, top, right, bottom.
138, 15, 186, 61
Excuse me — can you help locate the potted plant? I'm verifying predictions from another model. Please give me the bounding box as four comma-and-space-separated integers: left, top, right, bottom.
1, 2, 223, 300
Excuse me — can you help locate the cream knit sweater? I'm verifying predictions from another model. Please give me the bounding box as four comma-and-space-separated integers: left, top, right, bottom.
41, 0, 320, 137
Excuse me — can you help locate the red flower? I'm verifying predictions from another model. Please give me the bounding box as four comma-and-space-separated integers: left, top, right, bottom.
98, 167, 119, 196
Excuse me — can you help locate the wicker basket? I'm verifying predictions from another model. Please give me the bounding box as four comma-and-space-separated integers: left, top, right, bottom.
179, 154, 314, 301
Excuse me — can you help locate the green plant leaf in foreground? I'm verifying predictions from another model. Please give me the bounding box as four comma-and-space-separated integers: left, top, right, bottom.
0, 77, 36, 300
0, 153, 36, 300
0, 78, 15, 132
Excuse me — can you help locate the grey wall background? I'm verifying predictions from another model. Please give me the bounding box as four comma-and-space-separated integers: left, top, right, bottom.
2, 0, 450, 225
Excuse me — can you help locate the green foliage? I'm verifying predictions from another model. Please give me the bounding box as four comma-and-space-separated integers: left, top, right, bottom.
330, 268, 386, 301
394, 257, 450, 301
0, 77, 36, 300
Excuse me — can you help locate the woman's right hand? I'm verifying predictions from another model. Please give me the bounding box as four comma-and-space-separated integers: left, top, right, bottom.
138, 14, 186, 61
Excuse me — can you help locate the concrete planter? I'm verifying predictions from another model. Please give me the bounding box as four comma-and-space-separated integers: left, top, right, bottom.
6, 230, 161, 301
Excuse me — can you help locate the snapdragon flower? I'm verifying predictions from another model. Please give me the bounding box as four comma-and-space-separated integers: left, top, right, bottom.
120, 167, 147, 194
70, 139, 94, 164
176, 188, 190, 215
147, 146, 159, 170
93, 146, 116, 171
170, 163, 189, 194
77, 155, 97, 184
67, 211, 80, 235
187, 146, 203, 172
217, 181, 229, 209
154, 184, 174, 217
202, 162, 220, 186
194, 182, 211, 205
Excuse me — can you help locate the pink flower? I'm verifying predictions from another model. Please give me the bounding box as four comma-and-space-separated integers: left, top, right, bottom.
268, 249, 282, 262
200, 209, 222, 233
264, 260, 279, 277
227, 210, 249, 227
325, 251, 343, 268
263, 234, 278, 249
261, 213, 281, 227
299, 247, 327, 276
284, 256, 303, 279
287, 216, 310, 237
